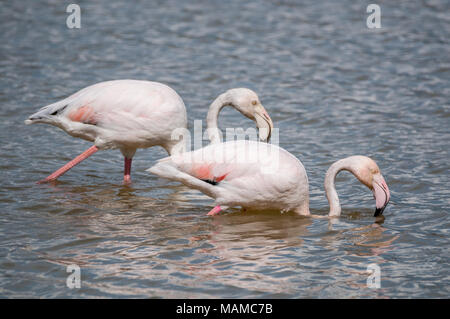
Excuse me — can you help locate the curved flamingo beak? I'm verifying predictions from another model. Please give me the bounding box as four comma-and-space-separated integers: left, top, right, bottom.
372, 174, 390, 217
254, 106, 274, 142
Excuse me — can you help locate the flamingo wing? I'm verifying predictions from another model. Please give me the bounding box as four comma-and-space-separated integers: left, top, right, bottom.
148, 140, 304, 209
26, 80, 186, 131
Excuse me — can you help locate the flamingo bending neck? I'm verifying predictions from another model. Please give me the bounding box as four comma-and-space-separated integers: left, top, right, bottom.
148, 141, 391, 218
206, 92, 228, 144
322, 156, 391, 217
206, 88, 274, 144
324, 158, 358, 217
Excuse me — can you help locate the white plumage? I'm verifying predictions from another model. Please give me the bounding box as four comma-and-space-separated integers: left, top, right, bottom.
25, 80, 273, 183
26, 80, 187, 157
149, 140, 310, 215
148, 140, 391, 217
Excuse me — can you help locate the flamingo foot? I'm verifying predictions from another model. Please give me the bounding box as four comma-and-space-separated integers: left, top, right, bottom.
123, 175, 131, 185
207, 205, 222, 216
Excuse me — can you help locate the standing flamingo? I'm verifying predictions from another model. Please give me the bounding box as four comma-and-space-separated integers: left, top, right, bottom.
148, 140, 390, 217
25, 80, 273, 184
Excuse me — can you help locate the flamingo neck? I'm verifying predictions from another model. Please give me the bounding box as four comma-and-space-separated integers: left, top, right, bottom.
206, 93, 232, 144
324, 158, 356, 217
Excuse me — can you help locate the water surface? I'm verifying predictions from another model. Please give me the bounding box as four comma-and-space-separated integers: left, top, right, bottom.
0, 0, 449, 298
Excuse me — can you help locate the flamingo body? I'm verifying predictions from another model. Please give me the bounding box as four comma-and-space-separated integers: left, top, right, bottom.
26, 81, 273, 183
26, 80, 187, 158
148, 140, 390, 217
148, 140, 310, 215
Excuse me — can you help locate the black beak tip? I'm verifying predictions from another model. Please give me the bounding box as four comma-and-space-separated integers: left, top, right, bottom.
374, 206, 385, 217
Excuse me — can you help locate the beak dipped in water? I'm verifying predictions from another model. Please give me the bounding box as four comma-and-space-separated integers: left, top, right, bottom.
372, 173, 391, 217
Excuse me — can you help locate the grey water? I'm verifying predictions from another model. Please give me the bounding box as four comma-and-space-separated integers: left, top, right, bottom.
0, 0, 449, 298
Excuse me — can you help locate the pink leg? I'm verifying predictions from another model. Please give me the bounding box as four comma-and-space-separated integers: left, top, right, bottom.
37, 145, 99, 184
123, 157, 132, 184
207, 205, 222, 216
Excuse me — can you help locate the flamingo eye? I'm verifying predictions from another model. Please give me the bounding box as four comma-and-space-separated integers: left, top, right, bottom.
251, 100, 257, 106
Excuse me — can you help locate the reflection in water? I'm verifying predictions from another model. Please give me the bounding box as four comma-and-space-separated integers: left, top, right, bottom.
321, 220, 401, 299
30, 182, 404, 297
30, 183, 317, 296
323, 214, 400, 257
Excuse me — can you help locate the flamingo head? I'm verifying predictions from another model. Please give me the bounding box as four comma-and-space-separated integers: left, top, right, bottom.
224, 88, 274, 142
349, 156, 391, 217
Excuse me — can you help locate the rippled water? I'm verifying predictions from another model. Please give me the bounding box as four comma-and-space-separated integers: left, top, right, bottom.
1, 0, 449, 298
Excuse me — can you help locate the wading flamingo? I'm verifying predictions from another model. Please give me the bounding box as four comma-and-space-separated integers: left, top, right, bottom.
25, 80, 273, 184
148, 140, 390, 217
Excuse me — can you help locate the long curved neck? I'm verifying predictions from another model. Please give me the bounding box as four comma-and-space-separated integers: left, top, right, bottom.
206, 93, 232, 144
324, 158, 356, 217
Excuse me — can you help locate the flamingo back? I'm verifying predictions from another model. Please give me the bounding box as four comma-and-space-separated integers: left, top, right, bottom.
25, 80, 187, 151
149, 140, 310, 212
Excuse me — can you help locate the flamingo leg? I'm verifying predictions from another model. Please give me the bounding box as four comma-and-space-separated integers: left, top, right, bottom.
207, 205, 222, 216
123, 157, 132, 184
37, 145, 99, 184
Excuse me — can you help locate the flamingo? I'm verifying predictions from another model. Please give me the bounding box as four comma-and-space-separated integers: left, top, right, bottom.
147, 140, 390, 217
25, 80, 273, 184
